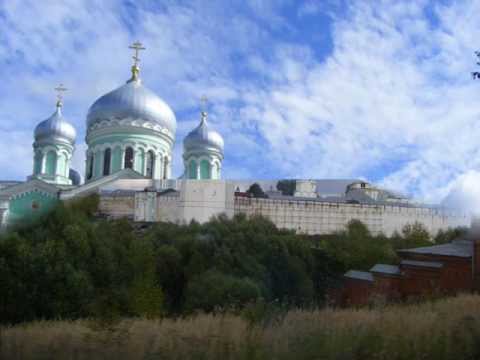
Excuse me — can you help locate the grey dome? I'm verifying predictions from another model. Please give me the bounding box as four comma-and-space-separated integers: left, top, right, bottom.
34, 105, 76, 144
184, 112, 224, 153
87, 78, 176, 136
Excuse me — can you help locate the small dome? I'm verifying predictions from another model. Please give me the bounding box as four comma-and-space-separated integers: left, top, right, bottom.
184, 112, 224, 153
34, 104, 76, 144
87, 77, 176, 136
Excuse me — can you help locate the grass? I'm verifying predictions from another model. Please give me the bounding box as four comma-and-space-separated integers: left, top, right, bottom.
3, 294, 480, 359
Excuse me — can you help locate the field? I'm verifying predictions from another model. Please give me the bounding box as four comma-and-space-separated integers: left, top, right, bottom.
2, 294, 480, 360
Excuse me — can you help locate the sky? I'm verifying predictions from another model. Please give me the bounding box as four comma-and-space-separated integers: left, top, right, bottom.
1, 0, 480, 206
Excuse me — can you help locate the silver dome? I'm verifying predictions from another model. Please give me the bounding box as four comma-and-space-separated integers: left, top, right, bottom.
87, 78, 176, 135
34, 105, 76, 144
184, 112, 224, 153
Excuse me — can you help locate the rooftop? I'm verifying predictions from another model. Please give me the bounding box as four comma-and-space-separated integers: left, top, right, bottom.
398, 240, 473, 258
344, 270, 374, 282
370, 264, 401, 275
401, 260, 444, 269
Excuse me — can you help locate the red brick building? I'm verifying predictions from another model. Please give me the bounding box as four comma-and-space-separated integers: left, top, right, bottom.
342, 239, 476, 306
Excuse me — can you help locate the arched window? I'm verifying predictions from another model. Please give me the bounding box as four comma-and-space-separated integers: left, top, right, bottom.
188, 159, 197, 179
103, 148, 111, 176
87, 153, 94, 180
200, 160, 210, 179
124, 147, 134, 169
45, 151, 57, 176
33, 152, 42, 175
145, 150, 155, 178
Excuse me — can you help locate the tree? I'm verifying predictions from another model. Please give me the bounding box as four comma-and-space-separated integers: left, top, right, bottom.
277, 180, 296, 196
247, 183, 267, 198
392, 222, 431, 249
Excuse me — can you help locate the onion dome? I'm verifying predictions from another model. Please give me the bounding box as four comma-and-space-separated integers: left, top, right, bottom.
34, 101, 76, 144
184, 111, 224, 153
86, 64, 176, 136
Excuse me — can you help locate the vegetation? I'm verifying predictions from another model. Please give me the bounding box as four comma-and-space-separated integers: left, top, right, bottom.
3, 294, 480, 359
276, 179, 296, 196
246, 183, 267, 198
0, 195, 467, 325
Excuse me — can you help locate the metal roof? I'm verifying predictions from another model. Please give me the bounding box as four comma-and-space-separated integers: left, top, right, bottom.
398, 240, 473, 258
370, 264, 401, 275
344, 270, 374, 282
401, 260, 444, 269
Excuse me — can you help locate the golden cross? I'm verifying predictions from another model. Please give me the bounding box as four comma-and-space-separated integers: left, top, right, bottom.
54, 83, 68, 104
129, 41, 146, 66
200, 95, 208, 113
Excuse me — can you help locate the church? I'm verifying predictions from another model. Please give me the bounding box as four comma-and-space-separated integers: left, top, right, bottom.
0, 43, 470, 235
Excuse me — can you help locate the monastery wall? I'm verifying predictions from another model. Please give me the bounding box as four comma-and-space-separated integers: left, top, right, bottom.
156, 194, 180, 223
233, 197, 469, 236
98, 193, 135, 219
179, 180, 235, 224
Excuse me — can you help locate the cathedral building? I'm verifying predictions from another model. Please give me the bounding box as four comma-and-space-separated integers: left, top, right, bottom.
0, 43, 470, 234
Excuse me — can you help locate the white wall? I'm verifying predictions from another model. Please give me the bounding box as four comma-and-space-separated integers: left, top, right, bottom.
179, 180, 235, 224
234, 197, 469, 236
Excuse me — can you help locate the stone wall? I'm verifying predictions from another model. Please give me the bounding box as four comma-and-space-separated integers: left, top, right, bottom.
98, 194, 135, 219
157, 194, 179, 223
234, 197, 469, 236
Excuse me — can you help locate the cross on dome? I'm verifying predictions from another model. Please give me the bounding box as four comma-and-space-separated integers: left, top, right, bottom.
129, 41, 146, 67
128, 41, 146, 82
200, 95, 209, 113
54, 83, 67, 108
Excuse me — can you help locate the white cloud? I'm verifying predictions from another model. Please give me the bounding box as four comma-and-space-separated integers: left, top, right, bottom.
1, 0, 480, 208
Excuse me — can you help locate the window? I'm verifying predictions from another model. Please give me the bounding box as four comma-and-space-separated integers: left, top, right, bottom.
188, 159, 197, 179
124, 147, 134, 169
146, 150, 155, 178
33, 152, 42, 175
200, 160, 210, 179
87, 153, 94, 180
103, 148, 111, 176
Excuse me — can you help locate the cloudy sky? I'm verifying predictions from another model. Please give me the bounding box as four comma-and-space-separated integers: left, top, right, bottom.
1, 0, 480, 204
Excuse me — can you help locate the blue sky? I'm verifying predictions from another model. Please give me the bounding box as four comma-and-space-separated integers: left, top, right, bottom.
1, 0, 480, 204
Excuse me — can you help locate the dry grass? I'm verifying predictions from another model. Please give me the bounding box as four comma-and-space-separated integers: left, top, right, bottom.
3, 294, 480, 359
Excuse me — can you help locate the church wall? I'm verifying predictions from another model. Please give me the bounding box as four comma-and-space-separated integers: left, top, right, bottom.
7, 191, 58, 226
112, 146, 122, 173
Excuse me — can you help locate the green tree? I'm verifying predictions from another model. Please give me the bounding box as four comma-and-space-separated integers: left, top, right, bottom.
277, 179, 296, 196
392, 222, 431, 249
247, 183, 267, 198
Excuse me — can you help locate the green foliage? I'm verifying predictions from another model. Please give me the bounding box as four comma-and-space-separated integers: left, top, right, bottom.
246, 183, 267, 198
185, 270, 261, 312
277, 179, 296, 196
391, 222, 431, 249
434, 227, 468, 244
0, 194, 468, 324
318, 220, 397, 271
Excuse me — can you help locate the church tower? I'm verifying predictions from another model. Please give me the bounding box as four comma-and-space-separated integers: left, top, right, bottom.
183, 100, 224, 180
85, 41, 176, 182
31, 84, 76, 185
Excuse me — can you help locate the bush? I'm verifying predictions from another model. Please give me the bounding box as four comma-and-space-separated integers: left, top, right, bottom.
185, 270, 261, 312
